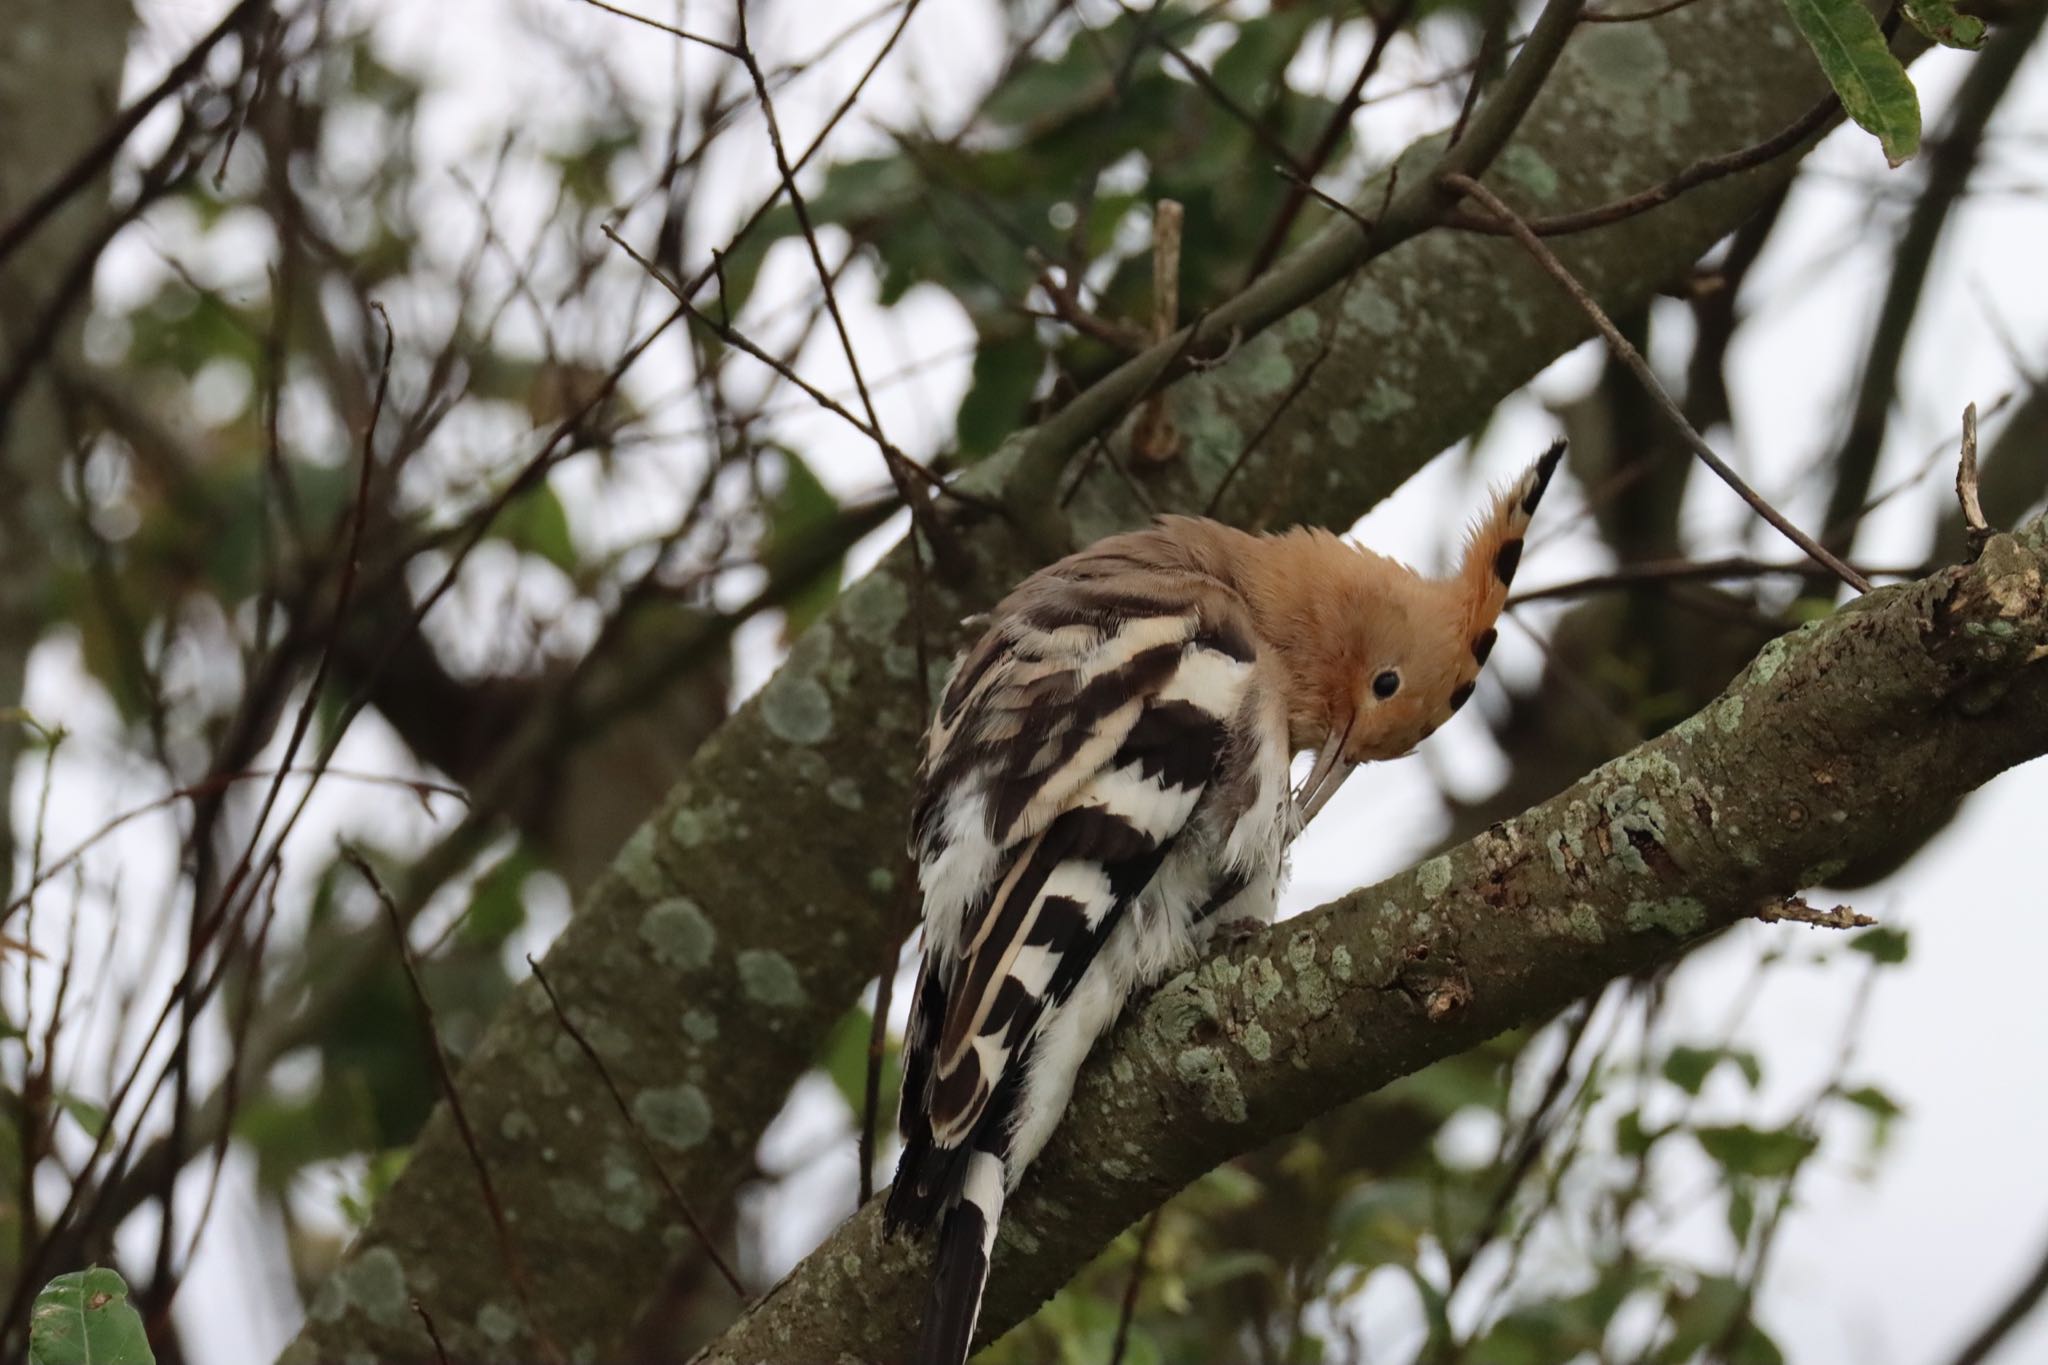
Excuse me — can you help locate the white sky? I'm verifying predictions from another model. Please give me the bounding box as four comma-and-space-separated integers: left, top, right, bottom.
16, 1, 2048, 1362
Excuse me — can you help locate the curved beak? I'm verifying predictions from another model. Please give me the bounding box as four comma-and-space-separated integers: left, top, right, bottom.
1293, 726, 1357, 828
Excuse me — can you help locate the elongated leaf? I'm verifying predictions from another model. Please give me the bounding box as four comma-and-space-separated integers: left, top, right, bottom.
29, 1268, 154, 1365
1902, 0, 1985, 49
1781, 0, 1921, 165
490, 483, 577, 573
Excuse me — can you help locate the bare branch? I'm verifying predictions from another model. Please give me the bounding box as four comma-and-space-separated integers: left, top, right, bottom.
1446, 172, 1872, 594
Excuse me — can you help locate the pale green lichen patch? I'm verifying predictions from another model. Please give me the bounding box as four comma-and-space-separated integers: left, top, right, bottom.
571, 1009, 635, 1061
1152, 980, 1221, 1049
761, 676, 833, 745
1236, 332, 1296, 399
827, 777, 865, 811
500, 1109, 538, 1143
1748, 635, 1793, 687
476, 1302, 520, 1346
884, 643, 921, 681
1417, 856, 1453, 900
1239, 1021, 1273, 1062
1715, 695, 1745, 734
1244, 957, 1284, 1011
1355, 380, 1415, 424
1346, 284, 1401, 338
1171, 381, 1244, 481
1285, 929, 1336, 1016
682, 1008, 719, 1043
1330, 945, 1353, 982
1497, 145, 1560, 200
1174, 1046, 1248, 1123
1626, 896, 1706, 936
615, 823, 667, 899
340, 1246, 409, 1328
641, 897, 716, 971
669, 799, 732, 849
842, 572, 908, 644
602, 1148, 656, 1231
738, 948, 808, 1007
1566, 903, 1605, 943
1578, 23, 1670, 99
634, 1083, 713, 1150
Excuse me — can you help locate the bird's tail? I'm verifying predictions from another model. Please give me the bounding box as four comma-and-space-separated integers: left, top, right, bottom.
914, 1150, 1006, 1365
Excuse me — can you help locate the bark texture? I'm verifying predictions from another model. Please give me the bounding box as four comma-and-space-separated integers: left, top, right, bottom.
702, 517, 2048, 1363
287, 1, 1915, 1358
0, 0, 134, 906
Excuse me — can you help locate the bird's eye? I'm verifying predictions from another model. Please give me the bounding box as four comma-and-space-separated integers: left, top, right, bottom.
1372, 669, 1401, 699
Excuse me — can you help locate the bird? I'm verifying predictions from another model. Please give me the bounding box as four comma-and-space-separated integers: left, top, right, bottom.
883, 440, 1566, 1364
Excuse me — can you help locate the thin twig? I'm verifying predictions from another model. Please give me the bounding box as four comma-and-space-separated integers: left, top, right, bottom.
1247, 0, 1419, 278
527, 956, 747, 1299
1507, 556, 1917, 606
1582, 0, 1708, 20
1108, 1209, 1163, 1365
1442, 91, 1837, 239
1946, 1219, 2048, 1365
413, 1299, 453, 1365
348, 851, 564, 1364
573, 0, 743, 54
1446, 173, 1872, 593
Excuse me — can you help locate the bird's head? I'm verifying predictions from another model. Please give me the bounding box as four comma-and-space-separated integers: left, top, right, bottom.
1241, 441, 1565, 821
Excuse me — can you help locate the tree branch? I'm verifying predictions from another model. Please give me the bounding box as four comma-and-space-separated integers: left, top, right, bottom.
700, 515, 2048, 1362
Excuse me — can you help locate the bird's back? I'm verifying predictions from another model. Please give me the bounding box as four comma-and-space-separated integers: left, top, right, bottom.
887, 520, 1293, 1364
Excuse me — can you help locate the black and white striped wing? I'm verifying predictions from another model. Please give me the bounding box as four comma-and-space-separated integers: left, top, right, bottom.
887, 596, 1254, 1230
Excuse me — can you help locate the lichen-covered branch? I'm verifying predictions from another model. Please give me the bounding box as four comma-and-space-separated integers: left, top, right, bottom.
287, 1, 1911, 1358
700, 518, 2048, 1363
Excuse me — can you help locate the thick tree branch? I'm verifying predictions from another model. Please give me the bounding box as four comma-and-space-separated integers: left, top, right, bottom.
701, 516, 2048, 1363
287, 1, 1917, 1358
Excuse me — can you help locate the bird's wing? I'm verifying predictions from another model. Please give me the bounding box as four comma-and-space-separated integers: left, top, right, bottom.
889, 559, 1258, 1228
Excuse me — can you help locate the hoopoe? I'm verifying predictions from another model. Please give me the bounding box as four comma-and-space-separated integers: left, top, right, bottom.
885, 441, 1566, 1364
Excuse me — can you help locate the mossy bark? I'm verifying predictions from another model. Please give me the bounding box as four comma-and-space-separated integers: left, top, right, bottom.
701, 520, 2048, 1363
287, 1, 1925, 1358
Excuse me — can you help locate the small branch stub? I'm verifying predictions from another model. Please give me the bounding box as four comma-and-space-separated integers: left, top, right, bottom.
1756, 896, 1875, 930
1956, 401, 1992, 561
1132, 200, 1185, 463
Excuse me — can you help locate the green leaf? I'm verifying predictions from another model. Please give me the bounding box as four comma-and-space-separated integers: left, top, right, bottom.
1781, 0, 1921, 165
956, 329, 1044, 461
817, 1004, 900, 1134
1695, 1123, 1817, 1178
1663, 1046, 1764, 1096
1848, 925, 1909, 964
29, 1268, 155, 1365
1663, 1046, 1717, 1095
1902, 0, 1985, 48
489, 482, 577, 573
461, 846, 537, 949
761, 449, 845, 639
1840, 1083, 1905, 1149
57, 1095, 106, 1140
1727, 1178, 1758, 1247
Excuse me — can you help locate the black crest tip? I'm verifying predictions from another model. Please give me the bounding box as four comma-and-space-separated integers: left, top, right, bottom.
1521, 439, 1567, 515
